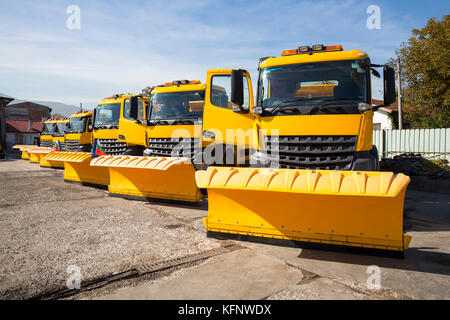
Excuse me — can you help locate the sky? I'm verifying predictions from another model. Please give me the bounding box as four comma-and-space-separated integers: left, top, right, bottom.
0, 0, 448, 107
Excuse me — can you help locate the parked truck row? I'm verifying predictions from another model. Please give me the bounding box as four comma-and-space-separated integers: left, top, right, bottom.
14, 44, 411, 256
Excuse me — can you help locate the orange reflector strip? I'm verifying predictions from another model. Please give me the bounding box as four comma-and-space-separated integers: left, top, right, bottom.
326, 45, 343, 51
281, 49, 297, 56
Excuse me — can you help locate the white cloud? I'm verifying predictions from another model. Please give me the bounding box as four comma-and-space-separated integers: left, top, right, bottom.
0, 0, 426, 103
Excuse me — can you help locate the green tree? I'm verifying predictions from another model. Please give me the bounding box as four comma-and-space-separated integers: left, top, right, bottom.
392, 15, 450, 128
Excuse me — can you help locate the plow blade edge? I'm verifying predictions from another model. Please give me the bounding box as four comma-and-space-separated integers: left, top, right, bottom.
14, 145, 39, 160
42, 151, 69, 168
90, 155, 202, 204
46, 152, 109, 186
26, 148, 54, 164
196, 167, 411, 252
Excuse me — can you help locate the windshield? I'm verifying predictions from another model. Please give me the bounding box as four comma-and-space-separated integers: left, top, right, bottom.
42, 123, 56, 134
94, 103, 121, 128
57, 123, 68, 133
258, 60, 370, 113
149, 91, 204, 122
68, 117, 88, 133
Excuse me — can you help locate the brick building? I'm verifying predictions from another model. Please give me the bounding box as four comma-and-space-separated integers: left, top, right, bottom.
5, 101, 52, 148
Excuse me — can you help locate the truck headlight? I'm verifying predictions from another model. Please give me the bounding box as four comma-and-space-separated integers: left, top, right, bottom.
250, 151, 271, 167
358, 102, 371, 112
143, 148, 151, 157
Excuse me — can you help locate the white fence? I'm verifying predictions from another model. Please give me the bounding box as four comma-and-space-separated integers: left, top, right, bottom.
373, 128, 450, 160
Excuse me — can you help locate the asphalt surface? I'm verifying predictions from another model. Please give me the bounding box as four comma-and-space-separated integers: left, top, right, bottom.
0, 158, 449, 300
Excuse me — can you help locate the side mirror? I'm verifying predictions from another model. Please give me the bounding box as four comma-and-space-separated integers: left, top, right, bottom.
231, 69, 244, 107
92, 108, 97, 129
383, 66, 396, 106
129, 96, 139, 120
88, 123, 93, 132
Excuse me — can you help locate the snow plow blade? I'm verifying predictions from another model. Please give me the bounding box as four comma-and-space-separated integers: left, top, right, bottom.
63, 152, 109, 187
13, 145, 39, 160
42, 151, 68, 168
90, 155, 202, 204
45, 152, 109, 187
27, 147, 54, 164
196, 167, 412, 253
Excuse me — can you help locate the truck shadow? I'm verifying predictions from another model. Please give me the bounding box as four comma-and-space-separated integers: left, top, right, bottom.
297, 246, 450, 277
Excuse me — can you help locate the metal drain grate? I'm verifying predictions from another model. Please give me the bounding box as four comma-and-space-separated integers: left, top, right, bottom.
31, 242, 239, 300
138, 245, 233, 275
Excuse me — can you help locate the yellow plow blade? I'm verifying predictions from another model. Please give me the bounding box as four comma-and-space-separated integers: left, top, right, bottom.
47, 152, 109, 187
22, 150, 30, 160
90, 155, 202, 204
13, 145, 39, 160
41, 151, 68, 168
196, 167, 411, 253
27, 147, 54, 164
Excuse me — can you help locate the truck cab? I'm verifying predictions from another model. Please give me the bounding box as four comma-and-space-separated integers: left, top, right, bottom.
92, 94, 149, 155
40, 120, 58, 147
65, 111, 93, 152
201, 44, 395, 171
52, 119, 69, 150
142, 80, 205, 159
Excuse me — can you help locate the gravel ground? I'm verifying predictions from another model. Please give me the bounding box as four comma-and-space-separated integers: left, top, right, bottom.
0, 160, 219, 299
1, 159, 449, 300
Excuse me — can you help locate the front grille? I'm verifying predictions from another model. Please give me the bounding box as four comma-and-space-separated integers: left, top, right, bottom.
65, 139, 80, 151
147, 138, 198, 159
40, 139, 52, 148
98, 139, 127, 155
265, 135, 357, 170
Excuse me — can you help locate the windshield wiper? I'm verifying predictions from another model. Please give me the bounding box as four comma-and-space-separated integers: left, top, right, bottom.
172, 118, 195, 125
307, 98, 361, 115
149, 119, 171, 126
265, 97, 323, 115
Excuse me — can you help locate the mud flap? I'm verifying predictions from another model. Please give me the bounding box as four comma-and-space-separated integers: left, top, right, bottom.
196, 167, 411, 252
90, 156, 202, 204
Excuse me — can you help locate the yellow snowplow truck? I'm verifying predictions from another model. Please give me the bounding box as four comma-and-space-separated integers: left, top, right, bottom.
52, 119, 69, 150
39, 119, 58, 148
48, 94, 149, 187
27, 119, 69, 167
15, 119, 58, 160
195, 44, 411, 255
17, 119, 68, 163
65, 111, 93, 152
91, 80, 206, 203
40, 111, 93, 168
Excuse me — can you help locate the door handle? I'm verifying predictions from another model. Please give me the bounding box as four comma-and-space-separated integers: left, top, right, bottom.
203, 130, 215, 139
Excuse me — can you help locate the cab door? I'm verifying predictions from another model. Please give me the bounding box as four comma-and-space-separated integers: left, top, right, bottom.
201, 69, 255, 150
118, 97, 148, 147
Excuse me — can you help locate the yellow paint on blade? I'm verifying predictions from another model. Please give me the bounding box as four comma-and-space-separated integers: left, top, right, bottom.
196, 167, 411, 252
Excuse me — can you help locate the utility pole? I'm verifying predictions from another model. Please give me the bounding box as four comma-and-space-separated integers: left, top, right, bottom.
397, 57, 403, 129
